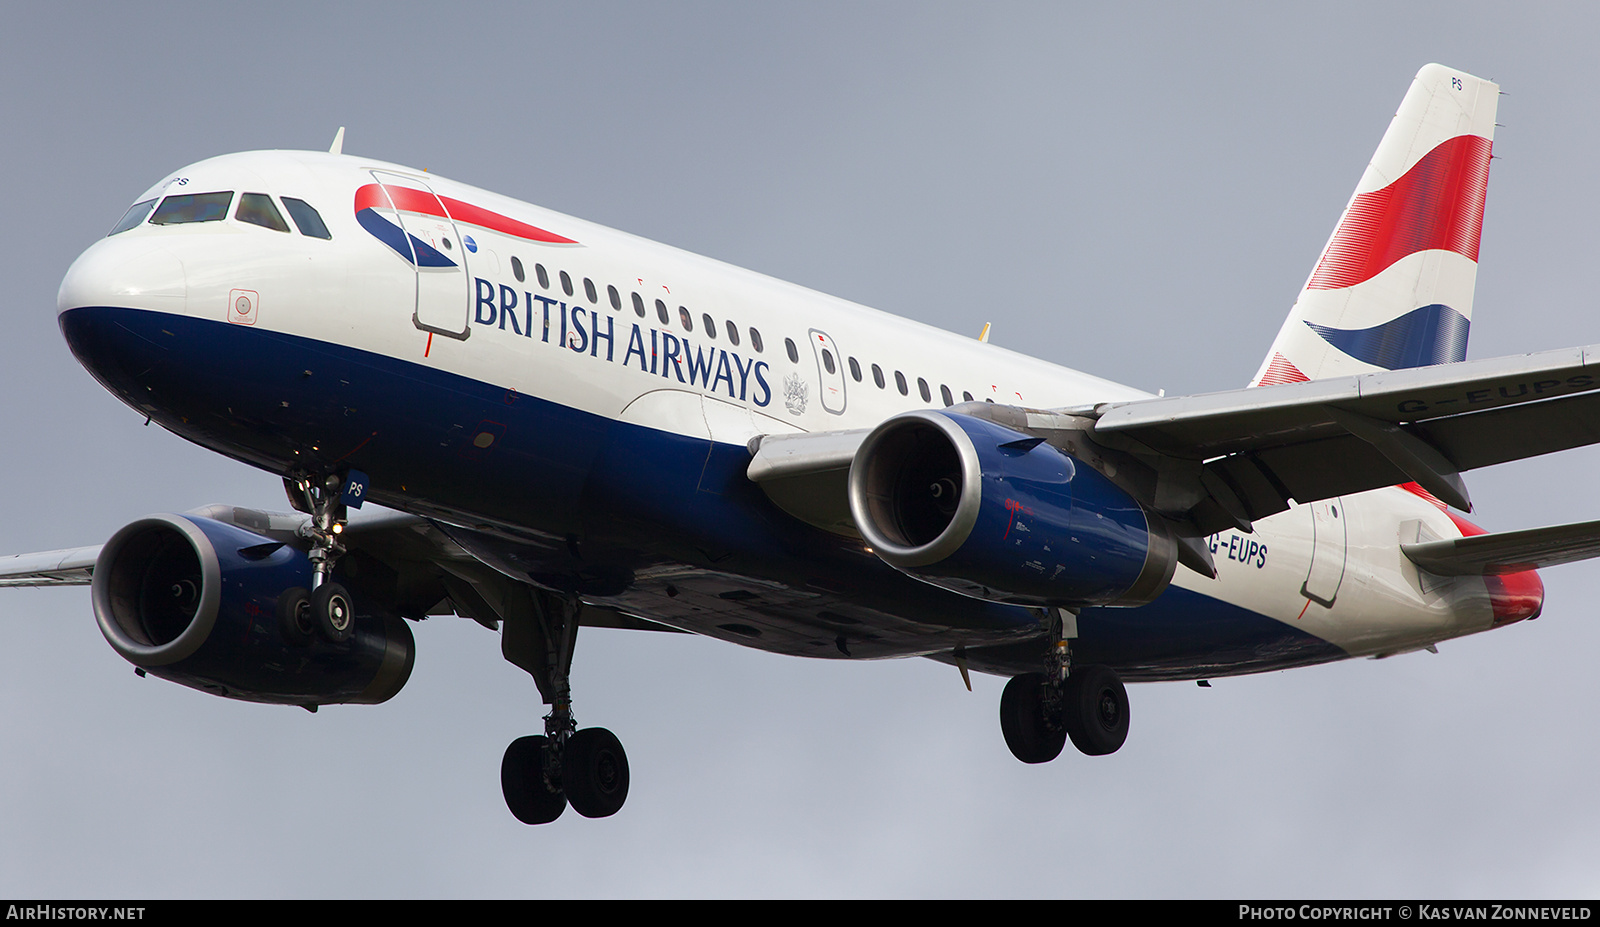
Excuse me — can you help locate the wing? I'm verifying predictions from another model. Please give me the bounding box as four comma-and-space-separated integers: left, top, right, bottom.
0, 547, 100, 587
1403, 519, 1600, 576
0, 504, 675, 636
1089, 342, 1600, 529
750, 342, 1600, 558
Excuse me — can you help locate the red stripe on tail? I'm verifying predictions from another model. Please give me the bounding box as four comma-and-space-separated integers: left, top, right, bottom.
1306, 134, 1491, 291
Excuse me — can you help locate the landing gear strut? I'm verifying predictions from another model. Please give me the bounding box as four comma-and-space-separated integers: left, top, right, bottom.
999, 608, 1130, 762
499, 590, 630, 824
277, 470, 355, 645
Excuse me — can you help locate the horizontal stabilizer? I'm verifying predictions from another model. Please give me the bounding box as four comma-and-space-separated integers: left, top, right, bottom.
1403, 519, 1600, 576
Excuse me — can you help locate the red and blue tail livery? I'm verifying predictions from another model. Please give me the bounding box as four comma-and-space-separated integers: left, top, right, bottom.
1254, 64, 1497, 386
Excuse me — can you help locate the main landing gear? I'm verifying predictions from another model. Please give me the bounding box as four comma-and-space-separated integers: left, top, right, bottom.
999, 609, 1130, 763
499, 590, 630, 824
277, 470, 356, 646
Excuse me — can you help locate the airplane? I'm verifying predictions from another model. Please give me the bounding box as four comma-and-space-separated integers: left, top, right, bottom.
9, 62, 1600, 825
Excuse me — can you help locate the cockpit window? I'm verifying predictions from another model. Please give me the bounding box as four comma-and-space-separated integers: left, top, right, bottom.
281, 197, 332, 239
108, 199, 157, 236
236, 193, 290, 232
150, 191, 234, 225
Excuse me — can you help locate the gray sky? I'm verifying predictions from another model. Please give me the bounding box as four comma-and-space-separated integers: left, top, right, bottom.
3, 1, 1599, 898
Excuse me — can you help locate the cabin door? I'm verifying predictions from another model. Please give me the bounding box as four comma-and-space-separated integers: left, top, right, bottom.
1301, 498, 1348, 608
808, 329, 847, 415
370, 171, 472, 340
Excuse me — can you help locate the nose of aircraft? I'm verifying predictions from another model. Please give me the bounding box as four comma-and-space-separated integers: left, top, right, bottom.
57, 235, 189, 406
58, 234, 188, 315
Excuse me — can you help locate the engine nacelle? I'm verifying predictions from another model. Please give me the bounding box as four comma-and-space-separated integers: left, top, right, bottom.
92, 513, 414, 707
848, 410, 1177, 607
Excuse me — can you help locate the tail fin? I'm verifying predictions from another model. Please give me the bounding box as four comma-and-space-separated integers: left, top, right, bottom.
1251, 64, 1499, 387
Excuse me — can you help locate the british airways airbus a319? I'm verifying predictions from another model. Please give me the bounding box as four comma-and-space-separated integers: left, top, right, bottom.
11, 64, 1598, 824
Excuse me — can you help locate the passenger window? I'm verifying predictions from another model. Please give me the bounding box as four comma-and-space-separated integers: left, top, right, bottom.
679, 307, 693, 331
918, 378, 931, 402
536, 264, 550, 289
962, 391, 973, 402
584, 278, 598, 304
702, 314, 717, 339
281, 198, 331, 239
151, 191, 233, 225
785, 338, 798, 363
109, 199, 157, 236
822, 349, 836, 374
511, 256, 526, 283
895, 371, 908, 395
560, 271, 574, 297
608, 285, 622, 311
632, 292, 646, 317
940, 385, 953, 406
872, 364, 885, 388
236, 194, 290, 232
848, 357, 861, 382
656, 299, 669, 324
727, 323, 741, 346
750, 329, 764, 353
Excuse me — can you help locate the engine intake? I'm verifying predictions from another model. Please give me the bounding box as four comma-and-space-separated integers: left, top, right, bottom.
848, 410, 1177, 607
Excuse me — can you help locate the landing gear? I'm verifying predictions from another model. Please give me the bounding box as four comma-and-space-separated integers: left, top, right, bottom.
276, 586, 313, 646
501, 735, 567, 825
310, 582, 354, 643
1061, 664, 1129, 756
999, 674, 1066, 763
1000, 608, 1130, 762
564, 727, 629, 818
284, 469, 349, 587
498, 589, 631, 824
276, 471, 360, 647
282, 469, 359, 642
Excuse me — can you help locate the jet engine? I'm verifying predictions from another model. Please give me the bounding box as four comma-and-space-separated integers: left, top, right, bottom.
92, 513, 414, 707
848, 410, 1177, 607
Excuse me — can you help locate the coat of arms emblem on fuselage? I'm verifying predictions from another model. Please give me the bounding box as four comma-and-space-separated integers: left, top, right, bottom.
782, 373, 809, 415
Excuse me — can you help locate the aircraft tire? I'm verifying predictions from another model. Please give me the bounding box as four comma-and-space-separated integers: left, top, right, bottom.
999, 673, 1066, 764
276, 586, 312, 647
502, 735, 567, 825
310, 582, 354, 643
1062, 665, 1129, 756
563, 727, 630, 818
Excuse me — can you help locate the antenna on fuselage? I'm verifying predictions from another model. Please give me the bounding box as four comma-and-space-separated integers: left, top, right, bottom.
329, 127, 346, 156
977, 322, 992, 343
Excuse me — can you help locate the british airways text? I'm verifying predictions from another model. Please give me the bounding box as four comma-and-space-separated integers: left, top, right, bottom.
474, 278, 773, 407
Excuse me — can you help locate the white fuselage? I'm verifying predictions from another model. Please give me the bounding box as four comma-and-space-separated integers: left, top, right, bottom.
57, 149, 1532, 674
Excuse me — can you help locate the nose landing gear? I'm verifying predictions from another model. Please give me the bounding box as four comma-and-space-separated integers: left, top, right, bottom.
279, 470, 357, 646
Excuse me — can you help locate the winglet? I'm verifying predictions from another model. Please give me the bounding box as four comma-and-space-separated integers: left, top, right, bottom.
329, 127, 346, 156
